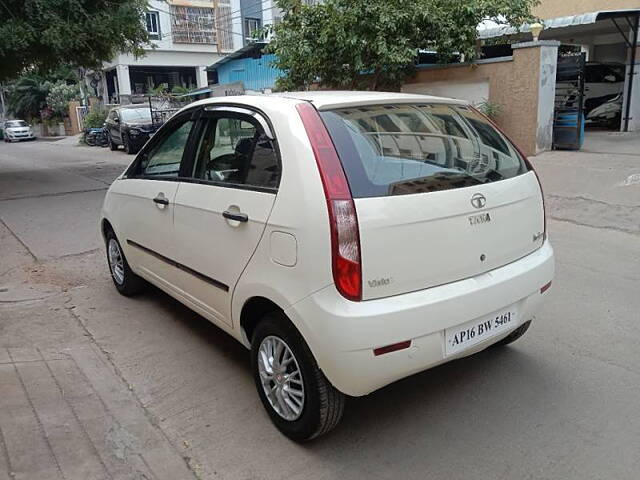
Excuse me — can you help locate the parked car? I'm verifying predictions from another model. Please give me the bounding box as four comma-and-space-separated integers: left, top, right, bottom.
3, 120, 36, 142
100, 92, 554, 441
584, 62, 625, 116
105, 105, 160, 154
586, 93, 622, 129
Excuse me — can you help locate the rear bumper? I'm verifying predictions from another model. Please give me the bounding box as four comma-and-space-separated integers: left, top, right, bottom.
286, 240, 554, 397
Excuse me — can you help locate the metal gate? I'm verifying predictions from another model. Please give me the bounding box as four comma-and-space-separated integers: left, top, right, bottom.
553, 51, 586, 150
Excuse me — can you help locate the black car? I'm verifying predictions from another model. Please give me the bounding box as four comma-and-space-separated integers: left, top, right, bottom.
105, 106, 160, 154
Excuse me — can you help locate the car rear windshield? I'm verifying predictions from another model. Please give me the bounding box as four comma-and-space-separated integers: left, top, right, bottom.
320, 103, 529, 198
120, 108, 152, 123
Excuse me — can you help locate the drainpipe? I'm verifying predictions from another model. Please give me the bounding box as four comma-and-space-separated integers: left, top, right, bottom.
624, 14, 639, 132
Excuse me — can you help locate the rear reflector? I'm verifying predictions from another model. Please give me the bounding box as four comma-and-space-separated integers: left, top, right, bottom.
373, 340, 412, 356
540, 281, 552, 294
296, 102, 362, 301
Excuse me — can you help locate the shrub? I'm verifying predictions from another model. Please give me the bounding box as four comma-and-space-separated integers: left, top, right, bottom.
83, 106, 108, 129
477, 99, 503, 120
46, 81, 80, 117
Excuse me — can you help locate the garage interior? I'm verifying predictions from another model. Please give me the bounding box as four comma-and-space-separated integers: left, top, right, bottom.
480, 9, 640, 144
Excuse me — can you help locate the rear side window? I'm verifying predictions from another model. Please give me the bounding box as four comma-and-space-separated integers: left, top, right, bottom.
321, 104, 529, 198
191, 116, 280, 190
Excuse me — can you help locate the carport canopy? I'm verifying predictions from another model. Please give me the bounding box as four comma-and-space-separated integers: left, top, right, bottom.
478, 9, 640, 131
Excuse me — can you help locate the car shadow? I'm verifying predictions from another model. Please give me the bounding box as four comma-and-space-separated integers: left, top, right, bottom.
140, 282, 553, 455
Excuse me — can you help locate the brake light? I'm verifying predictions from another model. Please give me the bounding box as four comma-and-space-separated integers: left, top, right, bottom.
471, 106, 547, 241
296, 102, 362, 301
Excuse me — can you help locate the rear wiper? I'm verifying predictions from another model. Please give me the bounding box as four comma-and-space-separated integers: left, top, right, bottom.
483, 169, 504, 183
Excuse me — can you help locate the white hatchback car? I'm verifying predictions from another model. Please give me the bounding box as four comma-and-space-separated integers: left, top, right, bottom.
101, 91, 554, 440
3, 120, 36, 142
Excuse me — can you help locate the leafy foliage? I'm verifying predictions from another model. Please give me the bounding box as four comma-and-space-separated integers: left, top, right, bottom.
0, 0, 150, 81
477, 99, 503, 120
83, 106, 109, 129
46, 81, 80, 117
268, 0, 538, 90
148, 83, 170, 97
6, 74, 49, 120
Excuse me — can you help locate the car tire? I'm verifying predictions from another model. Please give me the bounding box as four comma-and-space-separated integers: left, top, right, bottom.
251, 312, 345, 441
123, 134, 138, 155
104, 228, 145, 296
108, 135, 118, 151
492, 320, 532, 347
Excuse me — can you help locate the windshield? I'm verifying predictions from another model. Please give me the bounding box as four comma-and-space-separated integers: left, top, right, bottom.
6, 120, 28, 128
321, 103, 529, 198
119, 108, 152, 123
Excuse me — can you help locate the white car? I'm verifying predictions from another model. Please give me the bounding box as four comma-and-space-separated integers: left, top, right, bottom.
3, 120, 36, 142
100, 91, 554, 440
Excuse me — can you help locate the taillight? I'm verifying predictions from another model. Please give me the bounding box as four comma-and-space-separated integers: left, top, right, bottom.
471, 106, 547, 241
296, 102, 362, 301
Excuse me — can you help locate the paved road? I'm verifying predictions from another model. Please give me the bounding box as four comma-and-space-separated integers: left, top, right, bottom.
1, 134, 639, 480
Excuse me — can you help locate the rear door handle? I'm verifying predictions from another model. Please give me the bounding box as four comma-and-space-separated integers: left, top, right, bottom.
153, 194, 169, 205
222, 211, 248, 222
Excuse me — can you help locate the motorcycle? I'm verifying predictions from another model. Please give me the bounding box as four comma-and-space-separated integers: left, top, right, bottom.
84, 127, 108, 147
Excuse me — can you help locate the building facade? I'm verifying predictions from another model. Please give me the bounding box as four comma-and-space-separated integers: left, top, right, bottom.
102, 0, 241, 104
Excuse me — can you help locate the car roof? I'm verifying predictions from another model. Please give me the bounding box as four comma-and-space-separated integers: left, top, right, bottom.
181, 90, 468, 114
269, 90, 468, 109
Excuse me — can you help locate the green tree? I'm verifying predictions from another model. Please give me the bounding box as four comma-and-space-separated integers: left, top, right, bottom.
0, 0, 151, 81
267, 0, 538, 90
6, 74, 49, 120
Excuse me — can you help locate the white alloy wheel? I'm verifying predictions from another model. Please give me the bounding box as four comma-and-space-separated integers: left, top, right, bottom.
258, 335, 305, 421
108, 238, 125, 285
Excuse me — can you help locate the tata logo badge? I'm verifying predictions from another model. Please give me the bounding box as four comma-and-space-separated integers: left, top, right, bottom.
470, 193, 487, 209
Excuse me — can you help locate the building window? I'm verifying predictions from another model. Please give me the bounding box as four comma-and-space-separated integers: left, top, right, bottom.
244, 17, 262, 41
145, 11, 160, 39
171, 6, 217, 45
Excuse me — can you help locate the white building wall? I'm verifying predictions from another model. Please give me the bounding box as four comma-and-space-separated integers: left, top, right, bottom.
103, 0, 240, 103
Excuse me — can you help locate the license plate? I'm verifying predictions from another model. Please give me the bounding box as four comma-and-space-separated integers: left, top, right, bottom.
445, 307, 518, 356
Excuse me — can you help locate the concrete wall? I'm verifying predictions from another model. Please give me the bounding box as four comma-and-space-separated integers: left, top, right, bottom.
402, 79, 490, 106
403, 43, 558, 156
536, 42, 559, 152
534, 0, 639, 20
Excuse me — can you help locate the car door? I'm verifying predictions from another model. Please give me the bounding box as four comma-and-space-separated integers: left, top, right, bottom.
172, 107, 281, 326
113, 109, 124, 143
106, 109, 120, 143
112, 112, 197, 290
